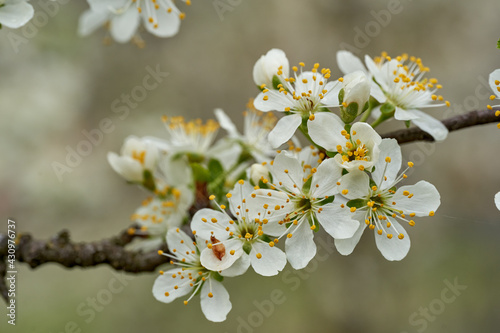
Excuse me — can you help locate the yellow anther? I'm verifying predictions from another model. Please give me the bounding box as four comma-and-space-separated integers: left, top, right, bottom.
398, 233, 404, 239
408, 162, 414, 168
269, 241, 275, 247
309, 114, 315, 121
387, 234, 393, 239
403, 191, 410, 196
385, 157, 391, 163
377, 229, 383, 235
226, 193, 232, 198
158, 250, 164, 255
429, 211, 435, 216
342, 189, 349, 195
371, 186, 378, 191
310, 225, 316, 230
256, 253, 262, 259
209, 195, 215, 200
350, 207, 357, 213
287, 233, 293, 238
358, 165, 365, 171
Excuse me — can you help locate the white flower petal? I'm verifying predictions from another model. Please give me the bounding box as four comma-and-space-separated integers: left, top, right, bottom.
351, 122, 382, 146
200, 240, 243, 272
410, 109, 449, 141
253, 48, 289, 88
370, 82, 387, 103
166, 228, 197, 262
316, 202, 360, 239
310, 158, 343, 197
372, 138, 402, 188
250, 241, 287, 276
110, 7, 140, 43
271, 151, 304, 192
78, 10, 109, 37
142, 2, 180, 38
336, 51, 367, 75
200, 279, 232, 322
338, 171, 370, 200
214, 108, 239, 138
253, 91, 292, 112
191, 209, 232, 241
334, 221, 367, 255
0, 1, 33, 29
495, 192, 500, 211
394, 107, 420, 121
391, 181, 441, 216
220, 254, 250, 277
267, 114, 302, 148
152, 268, 193, 303
285, 217, 317, 269
248, 189, 293, 226
307, 112, 345, 151
374, 219, 411, 261
107, 152, 143, 182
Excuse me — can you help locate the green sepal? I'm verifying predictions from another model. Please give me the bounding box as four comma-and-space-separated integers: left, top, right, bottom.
186, 152, 204, 164
326, 150, 337, 158
497, 38, 500, 49
211, 271, 224, 282
302, 175, 313, 194
259, 234, 273, 243
242, 242, 252, 255
142, 169, 156, 192
405, 120, 411, 128
369, 178, 378, 189
340, 102, 360, 124
272, 75, 282, 90
191, 163, 211, 182
380, 102, 395, 116
320, 195, 335, 205
342, 169, 349, 176
338, 88, 345, 104
347, 199, 366, 209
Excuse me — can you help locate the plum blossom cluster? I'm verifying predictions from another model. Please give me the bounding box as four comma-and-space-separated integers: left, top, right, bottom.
107, 48, 454, 321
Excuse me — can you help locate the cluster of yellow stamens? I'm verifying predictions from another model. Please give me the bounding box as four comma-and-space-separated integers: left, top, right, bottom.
336, 129, 369, 169
374, 52, 450, 108
260, 62, 337, 120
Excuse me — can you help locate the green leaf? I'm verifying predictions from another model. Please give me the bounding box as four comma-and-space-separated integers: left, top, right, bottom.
207, 159, 224, 181
242, 242, 252, 255
272, 75, 282, 90
405, 120, 411, 128
347, 199, 367, 208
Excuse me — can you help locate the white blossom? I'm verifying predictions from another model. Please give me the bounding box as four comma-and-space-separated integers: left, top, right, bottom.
335, 139, 440, 261
251, 152, 359, 269
191, 180, 288, 276
107, 136, 159, 183
79, 0, 190, 43
253, 60, 342, 148
337, 51, 449, 141
153, 228, 232, 322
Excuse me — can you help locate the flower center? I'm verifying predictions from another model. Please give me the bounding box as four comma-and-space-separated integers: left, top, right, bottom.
335, 130, 370, 164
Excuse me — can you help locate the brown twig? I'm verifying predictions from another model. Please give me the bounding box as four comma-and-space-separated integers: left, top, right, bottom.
381, 109, 499, 144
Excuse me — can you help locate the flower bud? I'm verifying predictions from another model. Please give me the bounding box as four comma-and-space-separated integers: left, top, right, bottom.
249, 163, 269, 185
107, 136, 159, 183
253, 48, 289, 89
339, 70, 371, 123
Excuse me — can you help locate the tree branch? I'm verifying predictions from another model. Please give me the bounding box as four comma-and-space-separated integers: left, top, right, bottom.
381, 109, 499, 144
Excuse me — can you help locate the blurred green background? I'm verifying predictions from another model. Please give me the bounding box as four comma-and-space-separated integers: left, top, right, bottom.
1, 0, 499, 332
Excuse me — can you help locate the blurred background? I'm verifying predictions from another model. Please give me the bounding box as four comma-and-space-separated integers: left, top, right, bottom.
1, 0, 499, 332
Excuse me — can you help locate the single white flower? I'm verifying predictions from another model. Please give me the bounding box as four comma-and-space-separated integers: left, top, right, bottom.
487, 69, 500, 130
0, 0, 33, 29
153, 228, 232, 322
339, 70, 371, 122
335, 139, 441, 261
127, 185, 194, 251
253, 62, 342, 148
495, 192, 500, 211
251, 152, 360, 269
215, 102, 277, 163
108, 136, 159, 183
308, 115, 382, 173
79, 0, 190, 43
253, 48, 289, 88
337, 51, 449, 141
191, 180, 288, 276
